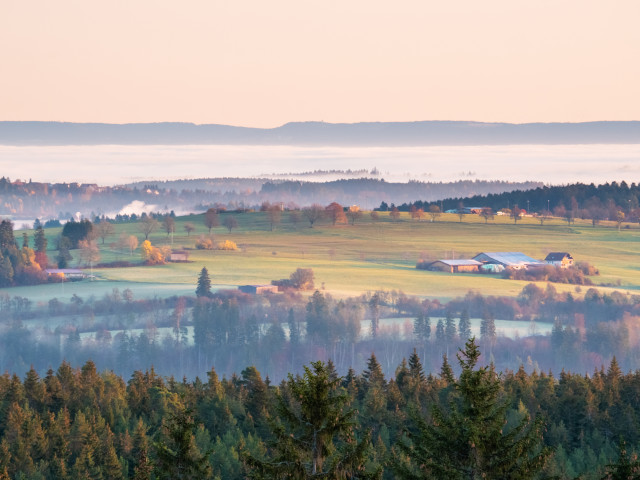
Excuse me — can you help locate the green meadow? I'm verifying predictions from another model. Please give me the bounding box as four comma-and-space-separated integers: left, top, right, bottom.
6, 211, 640, 304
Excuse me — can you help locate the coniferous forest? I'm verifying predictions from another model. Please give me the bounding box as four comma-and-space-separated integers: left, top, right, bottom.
1, 338, 640, 479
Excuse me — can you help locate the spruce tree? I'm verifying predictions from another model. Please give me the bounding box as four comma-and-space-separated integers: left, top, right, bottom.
602, 438, 640, 480
153, 405, 212, 479
395, 338, 550, 479
195, 267, 211, 298
445, 311, 457, 356
458, 309, 472, 340
435, 319, 445, 344
243, 361, 380, 479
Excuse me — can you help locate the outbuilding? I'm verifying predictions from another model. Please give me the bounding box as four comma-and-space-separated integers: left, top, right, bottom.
472, 252, 544, 270
239, 284, 279, 294
426, 259, 482, 273
545, 252, 574, 268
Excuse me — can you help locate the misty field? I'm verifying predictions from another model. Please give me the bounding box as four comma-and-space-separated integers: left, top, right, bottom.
43, 210, 637, 302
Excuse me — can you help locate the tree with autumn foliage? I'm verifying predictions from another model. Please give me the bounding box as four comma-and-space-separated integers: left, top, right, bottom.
325, 202, 347, 226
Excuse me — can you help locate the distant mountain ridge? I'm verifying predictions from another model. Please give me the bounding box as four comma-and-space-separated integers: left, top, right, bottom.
0, 120, 639, 146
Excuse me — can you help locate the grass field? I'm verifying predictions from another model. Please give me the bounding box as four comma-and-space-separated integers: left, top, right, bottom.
4, 211, 640, 304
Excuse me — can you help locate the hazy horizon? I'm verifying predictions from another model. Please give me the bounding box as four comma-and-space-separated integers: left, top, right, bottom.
2, 143, 639, 187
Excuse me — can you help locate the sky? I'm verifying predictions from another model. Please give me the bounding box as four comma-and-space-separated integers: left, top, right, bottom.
1, 1, 639, 128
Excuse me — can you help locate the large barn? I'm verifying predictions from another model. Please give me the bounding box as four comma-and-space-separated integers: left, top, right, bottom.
426, 259, 482, 273
472, 252, 544, 270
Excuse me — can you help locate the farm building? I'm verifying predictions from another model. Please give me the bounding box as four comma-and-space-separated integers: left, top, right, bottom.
169, 251, 189, 262
239, 284, 279, 294
472, 252, 544, 270
44, 269, 86, 280
426, 259, 482, 273
545, 252, 574, 268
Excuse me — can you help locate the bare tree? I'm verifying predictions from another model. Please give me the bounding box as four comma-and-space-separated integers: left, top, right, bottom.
370, 211, 380, 222
390, 207, 401, 221
266, 205, 282, 231
119, 233, 139, 255
184, 222, 195, 236
480, 207, 494, 224
289, 210, 302, 228
303, 204, 325, 228
138, 216, 159, 240
223, 215, 238, 233
346, 209, 363, 225
78, 239, 100, 278
162, 215, 175, 237
457, 202, 465, 223
428, 204, 441, 222
94, 220, 115, 245
203, 208, 219, 233
510, 205, 522, 224
537, 209, 551, 225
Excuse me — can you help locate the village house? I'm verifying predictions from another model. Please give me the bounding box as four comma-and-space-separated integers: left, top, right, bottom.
545, 252, 574, 268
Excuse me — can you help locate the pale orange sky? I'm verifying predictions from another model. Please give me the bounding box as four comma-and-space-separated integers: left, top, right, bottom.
1, 0, 638, 128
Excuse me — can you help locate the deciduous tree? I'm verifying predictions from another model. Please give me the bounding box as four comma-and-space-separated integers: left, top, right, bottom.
223, 215, 238, 233
203, 208, 219, 234
183, 222, 195, 236
94, 220, 115, 245
162, 216, 175, 237
303, 204, 325, 228
428, 205, 441, 222
138, 216, 158, 240
325, 202, 347, 226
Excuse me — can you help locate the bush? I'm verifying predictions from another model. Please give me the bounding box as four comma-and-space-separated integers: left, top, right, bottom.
195, 236, 215, 250
503, 265, 595, 285
217, 240, 238, 251
272, 268, 315, 291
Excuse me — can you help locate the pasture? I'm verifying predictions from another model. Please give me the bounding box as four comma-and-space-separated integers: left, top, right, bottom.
5, 210, 640, 304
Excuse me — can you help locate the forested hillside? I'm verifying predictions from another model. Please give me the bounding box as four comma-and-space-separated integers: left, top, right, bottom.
0, 340, 637, 479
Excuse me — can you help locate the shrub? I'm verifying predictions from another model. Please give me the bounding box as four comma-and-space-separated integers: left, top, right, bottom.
503, 265, 595, 285
195, 236, 215, 250
217, 240, 238, 251
272, 268, 315, 291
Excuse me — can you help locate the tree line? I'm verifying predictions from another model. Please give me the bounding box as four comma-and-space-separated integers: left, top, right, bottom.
394, 181, 640, 225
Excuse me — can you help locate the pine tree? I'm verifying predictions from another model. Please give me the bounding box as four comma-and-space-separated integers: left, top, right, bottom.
153, 404, 212, 479
602, 438, 640, 480
132, 419, 152, 480
395, 338, 550, 479
195, 267, 211, 298
363, 353, 386, 387
287, 308, 299, 346
243, 361, 380, 479
458, 309, 472, 340
408, 349, 425, 383
435, 319, 445, 344
369, 292, 381, 338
